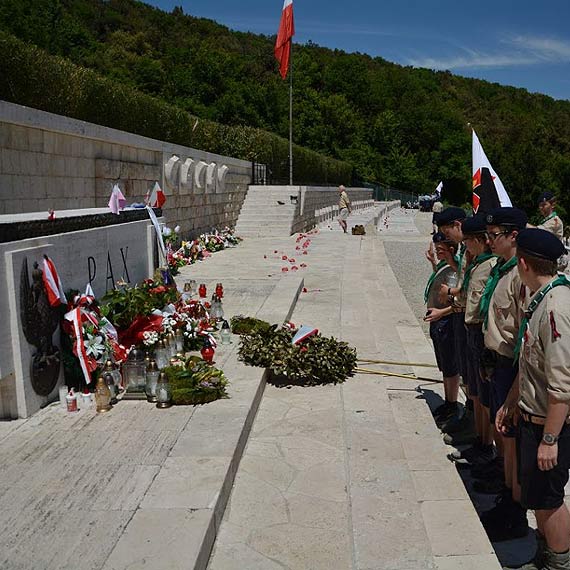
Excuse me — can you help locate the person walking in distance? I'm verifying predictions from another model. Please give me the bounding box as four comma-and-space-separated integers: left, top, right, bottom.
338, 185, 351, 233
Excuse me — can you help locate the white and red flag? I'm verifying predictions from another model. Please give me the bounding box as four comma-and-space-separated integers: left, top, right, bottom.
108, 183, 126, 215
275, 0, 295, 79
146, 182, 166, 209
42, 255, 67, 307
292, 325, 318, 345
472, 130, 512, 214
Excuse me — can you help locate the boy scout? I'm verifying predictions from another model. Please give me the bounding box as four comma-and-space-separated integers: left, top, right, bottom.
537, 192, 564, 241
448, 215, 497, 465
424, 232, 461, 425
428, 207, 472, 439
479, 207, 529, 542
498, 229, 570, 570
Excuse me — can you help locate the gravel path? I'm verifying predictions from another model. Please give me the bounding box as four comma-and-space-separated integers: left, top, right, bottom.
383, 210, 433, 336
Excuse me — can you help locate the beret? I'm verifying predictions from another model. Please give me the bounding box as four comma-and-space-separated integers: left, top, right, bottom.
516, 228, 566, 262
432, 231, 451, 244
537, 191, 555, 204
461, 215, 488, 235
486, 207, 528, 230
437, 207, 466, 226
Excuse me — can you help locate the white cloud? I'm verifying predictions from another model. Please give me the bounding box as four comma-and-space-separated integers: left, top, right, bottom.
407, 35, 570, 71
506, 35, 570, 61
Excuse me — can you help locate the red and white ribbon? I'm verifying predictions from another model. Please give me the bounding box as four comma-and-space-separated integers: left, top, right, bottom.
64, 307, 92, 384
42, 255, 67, 307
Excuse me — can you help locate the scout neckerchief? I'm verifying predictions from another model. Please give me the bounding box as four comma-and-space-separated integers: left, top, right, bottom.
424, 261, 447, 303
457, 243, 467, 279
542, 211, 558, 224
514, 274, 570, 360
461, 252, 496, 294
479, 256, 518, 326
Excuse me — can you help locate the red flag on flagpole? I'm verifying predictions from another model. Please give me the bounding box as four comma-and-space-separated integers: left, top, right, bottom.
275, 0, 295, 79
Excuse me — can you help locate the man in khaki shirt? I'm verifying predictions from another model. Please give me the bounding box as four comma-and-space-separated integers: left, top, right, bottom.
499, 228, 570, 570
338, 185, 351, 233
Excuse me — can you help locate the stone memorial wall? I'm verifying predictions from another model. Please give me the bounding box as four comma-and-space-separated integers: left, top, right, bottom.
0, 100, 252, 235
0, 211, 161, 420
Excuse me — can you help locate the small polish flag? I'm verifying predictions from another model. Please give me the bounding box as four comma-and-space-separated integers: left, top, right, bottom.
42, 255, 67, 307
108, 184, 126, 215
275, 0, 295, 79
292, 325, 318, 345
147, 182, 166, 209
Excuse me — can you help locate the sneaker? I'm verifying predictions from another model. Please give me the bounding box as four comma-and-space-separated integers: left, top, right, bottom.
471, 462, 504, 481
434, 401, 453, 420
485, 514, 528, 543
473, 478, 507, 494
435, 403, 463, 428
449, 444, 495, 465
442, 409, 473, 434
443, 426, 478, 446
480, 490, 515, 524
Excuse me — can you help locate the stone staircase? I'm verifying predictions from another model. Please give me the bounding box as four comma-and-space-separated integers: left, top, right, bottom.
235, 186, 299, 237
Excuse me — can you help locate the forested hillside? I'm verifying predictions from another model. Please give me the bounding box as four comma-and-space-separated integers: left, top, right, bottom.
1, 0, 570, 211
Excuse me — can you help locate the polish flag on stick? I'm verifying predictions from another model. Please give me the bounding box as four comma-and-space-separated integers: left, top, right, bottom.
146, 182, 166, 209
275, 0, 295, 79
42, 255, 67, 307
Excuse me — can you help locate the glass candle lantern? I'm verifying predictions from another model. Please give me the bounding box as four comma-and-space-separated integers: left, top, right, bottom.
215, 282, 224, 299
175, 329, 184, 353
156, 372, 172, 408
103, 359, 122, 396
199, 283, 207, 298
220, 320, 232, 345
145, 359, 159, 403
154, 340, 169, 369
123, 347, 146, 392
168, 332, 177, 358
95, 374, 113, 413
201, 338, 215, 364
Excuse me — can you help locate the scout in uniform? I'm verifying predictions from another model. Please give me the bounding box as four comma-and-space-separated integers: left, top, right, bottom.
537, 192, 564, 241
498, 229, 570, 570
447, 215, 497, 466
478, 207, 529, 542
428, 207, 472, 441
424, 232, 461, 423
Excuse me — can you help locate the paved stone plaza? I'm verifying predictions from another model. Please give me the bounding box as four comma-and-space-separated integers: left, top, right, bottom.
0, 205, 535, 569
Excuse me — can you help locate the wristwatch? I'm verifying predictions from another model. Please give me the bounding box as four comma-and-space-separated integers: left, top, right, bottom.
542, 433, 559, 445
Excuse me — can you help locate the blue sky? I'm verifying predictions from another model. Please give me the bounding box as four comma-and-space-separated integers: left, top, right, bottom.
147, 0, 570, 101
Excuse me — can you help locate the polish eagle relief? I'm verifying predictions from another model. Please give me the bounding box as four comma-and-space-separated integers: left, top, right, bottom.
20, 258, 61, 396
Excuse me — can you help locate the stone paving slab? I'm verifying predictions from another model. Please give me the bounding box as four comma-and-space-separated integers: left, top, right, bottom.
208, 207, 501, 570
0, 251, 303, 570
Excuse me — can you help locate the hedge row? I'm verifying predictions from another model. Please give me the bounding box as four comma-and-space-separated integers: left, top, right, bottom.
0, 32, 352, 185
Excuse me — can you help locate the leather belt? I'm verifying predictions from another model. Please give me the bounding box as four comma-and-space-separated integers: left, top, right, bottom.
520, 412, 570, 425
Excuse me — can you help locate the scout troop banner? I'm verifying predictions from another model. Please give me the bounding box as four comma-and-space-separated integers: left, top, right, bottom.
472, 130, 512, 214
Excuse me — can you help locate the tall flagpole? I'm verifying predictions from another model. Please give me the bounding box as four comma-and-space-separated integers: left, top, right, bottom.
289, 40, 293, 185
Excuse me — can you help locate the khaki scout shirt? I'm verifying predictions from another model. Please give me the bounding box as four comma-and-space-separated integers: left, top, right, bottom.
539, 215, 564, 240
519, 283, 570, 417
339, 191, 350, 210
452, 245, 468, 311
464, 257, 497, 325
484, 264, 526, 359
